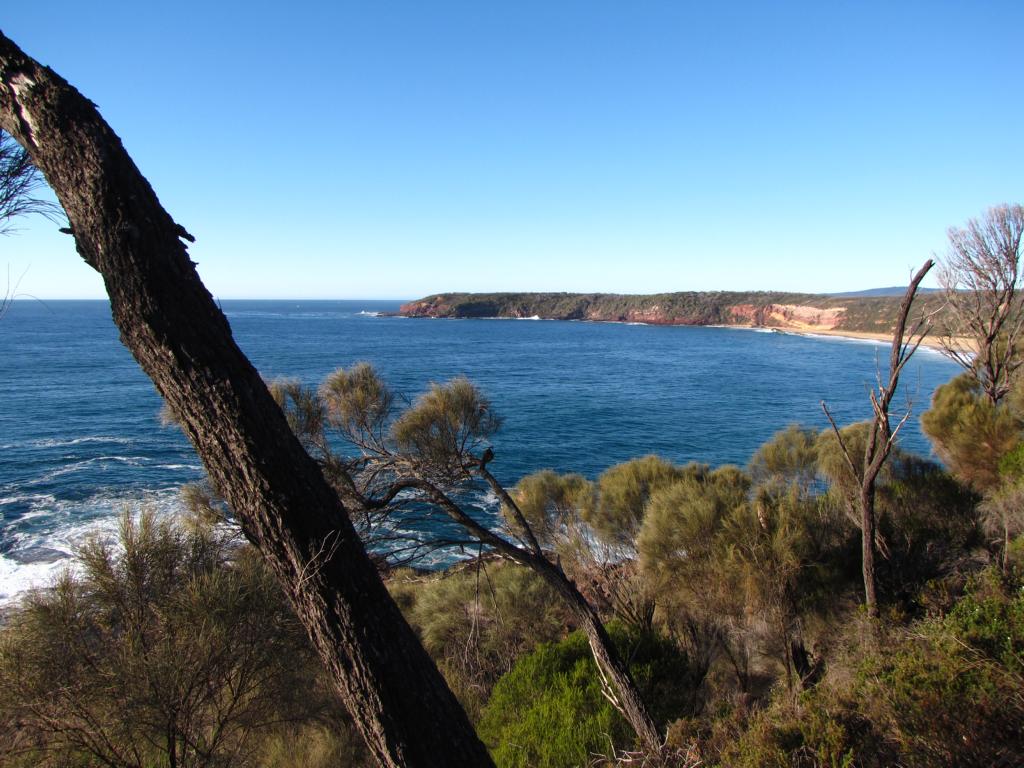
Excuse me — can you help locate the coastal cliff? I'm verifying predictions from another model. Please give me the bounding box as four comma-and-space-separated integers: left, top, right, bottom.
399, 291, 945, 335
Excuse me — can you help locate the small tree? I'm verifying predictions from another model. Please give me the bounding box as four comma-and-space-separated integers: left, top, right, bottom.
921, 373, 1023, 493
390, 561, 570, 720
638, 466, 756, 694
821, 260, 933, 617
748, 424, 819, 496
274, 367, 667, 757
979, 480, 1024, 574
587, 456, 686, 551
0, 510, 346, 768
938, 204, 1024, 405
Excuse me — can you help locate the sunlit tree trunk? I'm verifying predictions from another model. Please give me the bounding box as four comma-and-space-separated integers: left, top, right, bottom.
0, 31, 493, 768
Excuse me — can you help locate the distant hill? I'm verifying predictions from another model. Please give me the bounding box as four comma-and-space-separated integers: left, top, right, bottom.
828, 287, 941, 298
399, 290, 947, 335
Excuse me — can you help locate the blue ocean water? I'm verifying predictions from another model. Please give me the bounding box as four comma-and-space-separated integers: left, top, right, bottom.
0, 299, 959, 603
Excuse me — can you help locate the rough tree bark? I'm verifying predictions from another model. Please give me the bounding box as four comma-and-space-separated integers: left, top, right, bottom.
0, 30, 493, 768
823, 260, 933, 618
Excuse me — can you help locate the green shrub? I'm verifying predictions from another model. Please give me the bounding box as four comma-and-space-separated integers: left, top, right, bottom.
0, 510, 357, 768
478, 625, 695, 768
715, 569, 1024, 768
877, 456, 980, 602
943, 568, 1024, 674
588, 456, 693, 548
921, 373, 1023, 492
389, 561, 570, 719
717, 698, 874, 768
853, 630, 1022, 766
258, 724, 370, 768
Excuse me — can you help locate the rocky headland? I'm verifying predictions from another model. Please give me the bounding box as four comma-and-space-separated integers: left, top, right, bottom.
398, 291, 948, 340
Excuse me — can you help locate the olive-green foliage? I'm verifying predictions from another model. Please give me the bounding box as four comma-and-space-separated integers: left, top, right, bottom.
389, 561, 569, 719
637, 465, 750, 592
851, 575, 1024, 766
877, 456, 980, 597
637, 466, 760, 693
921, 373, 1023, 492
813, 422, 896, 503
506, 469, 594, 552
815, 421, 985, 606
721, 486, 812, 615
0, 510, 350, 768
721, 568, 1024, 768
258, 724, 370, 768
477, 626, 696, 768
392, 376, 502, 481
268, 377, 326, 453
712, 689, 890, 768
319, 362, 394, 445
589, 456, 695, 549
814, 418, 983, 599
749, 425, 819, 493
979, 480, 1024, 556
639, 464, 859, 698
999, 440, 1024, 478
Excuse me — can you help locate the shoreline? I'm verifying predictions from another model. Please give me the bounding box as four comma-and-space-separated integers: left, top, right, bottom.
758, 325, 970, 353
394, 313, 970, 354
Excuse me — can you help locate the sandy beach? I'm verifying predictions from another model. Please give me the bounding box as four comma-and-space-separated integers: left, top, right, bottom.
765, 326, 973, 354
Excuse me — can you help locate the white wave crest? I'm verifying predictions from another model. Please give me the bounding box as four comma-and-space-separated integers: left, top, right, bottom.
0, 435, 135, 451
0, 488, 185, 607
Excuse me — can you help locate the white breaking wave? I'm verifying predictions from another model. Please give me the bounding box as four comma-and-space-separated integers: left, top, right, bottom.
0, 488, 185, 607
0, 555, 76, 606
0, 435, 135, 451
22, 456, 149, 486
707, 324, 776, 334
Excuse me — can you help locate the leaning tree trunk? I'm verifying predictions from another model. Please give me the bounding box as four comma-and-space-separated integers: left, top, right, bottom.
431, 472, 664, 755
537, 560, 663, 754
0, 31, 493, 768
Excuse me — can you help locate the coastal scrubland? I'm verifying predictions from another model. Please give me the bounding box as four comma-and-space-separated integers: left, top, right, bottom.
2, 361, 1023, 768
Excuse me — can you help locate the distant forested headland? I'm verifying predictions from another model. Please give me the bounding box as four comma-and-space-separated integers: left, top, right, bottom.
399, 290, 947, 335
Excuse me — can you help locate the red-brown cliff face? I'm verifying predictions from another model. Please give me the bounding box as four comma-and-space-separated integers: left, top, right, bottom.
400, 296, 457, 317
728, 303, 846, 330
400, 295, 849, 331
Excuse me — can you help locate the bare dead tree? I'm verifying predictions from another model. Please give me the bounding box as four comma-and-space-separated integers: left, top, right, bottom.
0, 30, 493, 768
274, 370, 667, 758
821, 259, 934, 617
938, 204, 1024, 404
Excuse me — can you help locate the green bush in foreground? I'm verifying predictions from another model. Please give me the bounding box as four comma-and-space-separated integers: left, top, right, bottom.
389, 560, 569, 719
478, 625, 695, 768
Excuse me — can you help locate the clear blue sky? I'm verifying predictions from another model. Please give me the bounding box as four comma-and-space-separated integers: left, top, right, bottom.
2, 2, 1021, 299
